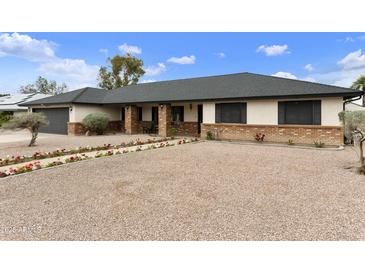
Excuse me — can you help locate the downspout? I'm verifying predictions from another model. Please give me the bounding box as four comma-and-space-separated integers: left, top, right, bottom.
343, 95, 362, 111
342, 94, 363, 144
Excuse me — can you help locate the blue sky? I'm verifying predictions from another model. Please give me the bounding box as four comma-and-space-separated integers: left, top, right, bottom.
1, 32, 365, 94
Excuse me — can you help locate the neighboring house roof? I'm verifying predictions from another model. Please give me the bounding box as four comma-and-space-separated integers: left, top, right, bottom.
21, 72, 364, 106
0, 93, 51, 111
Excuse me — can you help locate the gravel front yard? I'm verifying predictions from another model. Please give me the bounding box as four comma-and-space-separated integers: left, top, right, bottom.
0, 141, 364, 240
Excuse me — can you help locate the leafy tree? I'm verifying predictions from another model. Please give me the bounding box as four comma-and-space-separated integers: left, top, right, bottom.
0, 93, 10, 97
339, 110, 365, 172
351, 75, 365, 91
82, 112, 110, 135
97, 54, 145, 90
20, 76, 68, 95
2, 113, 49, 146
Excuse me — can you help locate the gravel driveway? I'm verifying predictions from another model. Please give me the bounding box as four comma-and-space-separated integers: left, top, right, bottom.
0, 141, 364, 240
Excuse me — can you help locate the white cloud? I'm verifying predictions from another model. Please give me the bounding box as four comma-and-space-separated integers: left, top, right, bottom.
167, 55, 196, 64
144, 63, 166, 77
0, 33, 100, 90
214, 52, 226, 58
305, 50, 365, 88
271, 71, 297, 79
140, 79, 157, 83
338, 49, 365, 70
301, 76, 316, 82
99, 48, 108, 55
272, 72, 317, 82
38, 58, 99, 89
304, 64, 314, 72
118, 43, 142, 55
256, 44, 290, 56
344, 37, 355, 43
310, 68, 365, 88
338, 36, 365, 42
0, 32, 56, 62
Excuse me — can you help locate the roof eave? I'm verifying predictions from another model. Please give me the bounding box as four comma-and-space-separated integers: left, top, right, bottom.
101, 91, 364, 105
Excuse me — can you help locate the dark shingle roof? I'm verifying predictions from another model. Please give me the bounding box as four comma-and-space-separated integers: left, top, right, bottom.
21, 73, 363, 106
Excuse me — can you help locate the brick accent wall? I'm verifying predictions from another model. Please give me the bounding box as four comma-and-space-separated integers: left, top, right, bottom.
201, 123, 343, 146
158, 104, 171, 137
172, 122, 200, 137
125, 105, 138, 134
68, 121, 123, 136
68, 122, 86, 136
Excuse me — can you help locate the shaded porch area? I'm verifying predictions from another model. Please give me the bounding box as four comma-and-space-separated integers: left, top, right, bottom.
123, 103, 202, 137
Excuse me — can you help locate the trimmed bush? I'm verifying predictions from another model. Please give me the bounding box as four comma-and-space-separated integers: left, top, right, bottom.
0, 111, 13, 127
82, 112, 110, 135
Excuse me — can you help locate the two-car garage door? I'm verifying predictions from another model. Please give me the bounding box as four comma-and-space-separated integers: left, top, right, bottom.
33, 108, 69, 135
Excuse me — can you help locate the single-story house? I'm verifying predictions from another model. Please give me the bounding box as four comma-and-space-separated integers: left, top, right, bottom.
21, 72, 364, 145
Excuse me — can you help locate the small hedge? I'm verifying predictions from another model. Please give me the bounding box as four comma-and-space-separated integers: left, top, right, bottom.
0, 111, 13, 128
82, 112, 110, 135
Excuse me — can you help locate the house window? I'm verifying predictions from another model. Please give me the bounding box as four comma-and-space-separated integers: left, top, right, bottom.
172, 106, 184, 122
215, 103, 247, 123
121, 107, 125, 121
138, 107, 143, 121
278, 100, 321, 125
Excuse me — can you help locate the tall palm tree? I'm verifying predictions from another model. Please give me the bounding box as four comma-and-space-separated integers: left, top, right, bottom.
351, 75, 365, 91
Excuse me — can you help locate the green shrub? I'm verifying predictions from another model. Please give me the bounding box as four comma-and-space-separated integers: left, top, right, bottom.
0, 111, 13, 127
167, 127, 178, 138
254, 133, 265, 142
206, 131, 215, 140
82, 112, 110, 135
314, 140, 325, 148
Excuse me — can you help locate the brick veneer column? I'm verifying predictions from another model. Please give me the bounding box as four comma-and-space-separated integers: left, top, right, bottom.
125, 105, 138, 134
158, 104, 171, 137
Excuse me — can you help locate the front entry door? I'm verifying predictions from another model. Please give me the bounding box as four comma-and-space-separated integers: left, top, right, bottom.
152, 107, 159, 133
152, 107, 159, 124
197, 104, 203, 134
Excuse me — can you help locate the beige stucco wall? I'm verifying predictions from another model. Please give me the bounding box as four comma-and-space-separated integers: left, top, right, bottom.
321, 97, 343, 126
247, 100, 278, 125
202, 97, 344, 126
71, 104, 121, 122
171, 102, 198, 122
